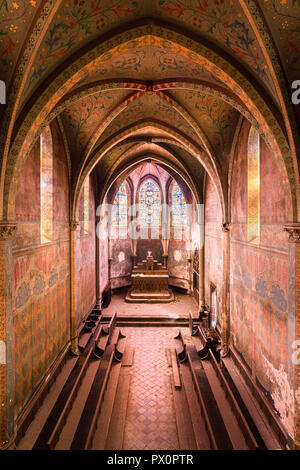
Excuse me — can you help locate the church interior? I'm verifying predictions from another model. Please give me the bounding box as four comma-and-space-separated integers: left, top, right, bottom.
0, 0, 300, 452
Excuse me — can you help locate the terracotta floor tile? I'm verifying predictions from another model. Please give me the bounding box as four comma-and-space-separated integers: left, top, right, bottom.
122, 327, 182, 450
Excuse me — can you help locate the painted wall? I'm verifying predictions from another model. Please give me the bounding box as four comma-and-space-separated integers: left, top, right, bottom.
230, 120, 291, 434
109, 174, 191, 291
204, 175, 223, 324
13, 121, 70, 415
110, 237, 132, 290
99, 195, 109, 296
75, 175, 96, 327
168, 236, 190, 290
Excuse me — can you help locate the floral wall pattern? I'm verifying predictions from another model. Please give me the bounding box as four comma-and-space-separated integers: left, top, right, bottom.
13, 120, 70, 415
230, 118, 291, 434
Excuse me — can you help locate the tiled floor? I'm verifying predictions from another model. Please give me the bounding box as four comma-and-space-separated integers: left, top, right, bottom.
103, 291, 199, 318
122, 327, 184, 450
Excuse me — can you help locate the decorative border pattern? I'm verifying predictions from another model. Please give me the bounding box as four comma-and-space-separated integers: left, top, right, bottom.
2, 23, 296, 222
73, 118, 225, 221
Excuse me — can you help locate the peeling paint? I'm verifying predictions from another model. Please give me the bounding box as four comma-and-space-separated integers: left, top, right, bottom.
261, 351, 294, 436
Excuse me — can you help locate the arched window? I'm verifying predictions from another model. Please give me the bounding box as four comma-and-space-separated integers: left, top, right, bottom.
112, 184, 128, 227
172, 181, 187, 227
248, 126, 260, 243
40, 126, 53, 243
139, 179, 161, 226
83, 178, 89, 234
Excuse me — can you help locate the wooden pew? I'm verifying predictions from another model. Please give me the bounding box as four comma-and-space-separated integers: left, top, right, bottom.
71, 334, 122, 450
208, 349, 259, 450
188, 312, 198, 336
170, 348, 181, 389
195, 326, 221, 361
79, 311, 102, 351
93, 312, 117, 359
174, 330, 187, 363
33, 309, 103, 450
187, 348, 234, 449
114, 330, 127, 362
45, 321, 104, 450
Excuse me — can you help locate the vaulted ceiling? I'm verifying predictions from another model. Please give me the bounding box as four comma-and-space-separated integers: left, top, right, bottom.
0, 0, 299, 222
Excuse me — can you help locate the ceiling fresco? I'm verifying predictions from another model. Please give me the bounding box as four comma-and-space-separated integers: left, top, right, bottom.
95, 138, 205, 187
169, 89, 240, 157
0, 1, 299, 222
260, 0, 300, 85
61, 88, 130, 161
11, 0, 278, 107
155, 0, 276, 97
95, 91, 203, 149
0, 0, 38, 85
96, 141, 205, 202
72, 43, 228, 90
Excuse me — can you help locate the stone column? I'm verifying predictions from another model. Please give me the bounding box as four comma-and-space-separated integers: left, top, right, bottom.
130, 239, 137, 268
0, 222, 16, 450
161, 238, 169, 269
221, 222, 230, 357
199, 207, 205, 307
70, 220, 79, 356
284, 223, 300, 449
95, 215, 101, 308
199, 245, 205, 307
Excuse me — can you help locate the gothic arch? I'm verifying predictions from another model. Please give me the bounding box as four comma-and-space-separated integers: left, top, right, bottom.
1, 21, 298, 223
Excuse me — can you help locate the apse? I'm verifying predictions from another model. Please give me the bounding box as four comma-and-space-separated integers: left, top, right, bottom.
101, 160, 199, 300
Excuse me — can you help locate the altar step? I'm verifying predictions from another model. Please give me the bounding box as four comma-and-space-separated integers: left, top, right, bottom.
125, 288, 175, 303
101, 314, 193, 327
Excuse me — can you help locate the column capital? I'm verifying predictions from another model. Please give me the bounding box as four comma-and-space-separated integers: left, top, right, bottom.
284, 223, 300, 242
222, 222, 231, 232
70, 220, 79, 231
0, 222, 16, 240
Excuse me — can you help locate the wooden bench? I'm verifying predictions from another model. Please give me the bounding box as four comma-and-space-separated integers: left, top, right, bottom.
187, 348, 235, 449
45, 338, 100, 450
194, 326, 221, 361
174, 330, 187, 363
208, 349, 259, 450
114, 329, 127, 362
78, 310, 102, 350
189, 312, 199, 336
91, 308, 102, 318
185, 350, 217, 450
71, 335, 122, 450
77, 307, 101, 339
33, 312, 103, 450
93, 313, 117, 359
170, 348, 181, 389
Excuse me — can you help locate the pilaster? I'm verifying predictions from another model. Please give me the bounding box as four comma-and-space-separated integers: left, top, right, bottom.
0, 222, 16, 449
70, 220, 79, 356
221, 222, 230, 357
284, 223, 300, 449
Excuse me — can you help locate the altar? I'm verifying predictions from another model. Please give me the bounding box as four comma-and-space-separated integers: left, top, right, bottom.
125, 251, 174, 303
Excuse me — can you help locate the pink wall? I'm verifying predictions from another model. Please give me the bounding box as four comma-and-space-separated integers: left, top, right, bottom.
230, 119, 291, 433
204, 175, 223, 324
13, 121, 70, 415
75, 176, 96, 326
99, 196, 109, 297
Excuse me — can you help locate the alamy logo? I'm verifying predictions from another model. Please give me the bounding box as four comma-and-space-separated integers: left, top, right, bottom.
0, 80, 6, 104
291, 80, 300, 105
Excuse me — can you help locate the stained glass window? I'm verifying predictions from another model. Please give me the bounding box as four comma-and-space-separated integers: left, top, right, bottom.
112, 184, 127, 227
139, 180, 161, 226
84, 178, 89, 234
172, 182, 187, 227
247, 126, 260, 243
40, 126, 53, 244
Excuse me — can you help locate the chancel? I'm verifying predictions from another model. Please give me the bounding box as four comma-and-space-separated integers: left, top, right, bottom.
0, 0, 300, 452
126, 250, 175, 303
